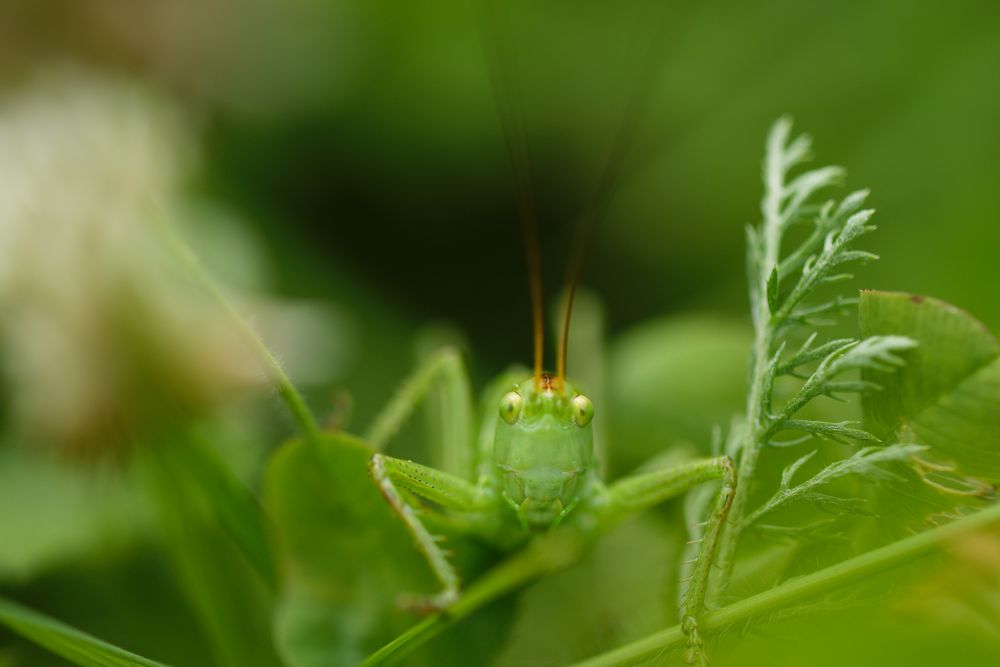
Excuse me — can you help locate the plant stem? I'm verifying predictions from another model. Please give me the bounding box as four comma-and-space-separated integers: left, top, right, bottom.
570, 501, 1000, 667
361, 529, 587, 667
159, 219, 321, 440
715, 123, 787, 593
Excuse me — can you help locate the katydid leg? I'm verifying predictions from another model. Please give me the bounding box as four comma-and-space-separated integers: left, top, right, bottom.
596, 456, 736, 665
365, 347, 475, 477
369, 454, 494, 612
363, 347, 488, 611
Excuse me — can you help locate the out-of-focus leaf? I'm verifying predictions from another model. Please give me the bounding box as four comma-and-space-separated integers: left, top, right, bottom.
0, 449, 142, 582
139, 434, 280, 667
860, 290, 1000, 481
0, 595, 169, 667
264, 433, 514, 667
265, 433, 419, 667
494, 513, 685, 666
608, 315, 751, 474
162, 430, 276, 589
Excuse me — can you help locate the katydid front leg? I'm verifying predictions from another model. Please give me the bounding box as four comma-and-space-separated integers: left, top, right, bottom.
595, 455, 737, 665
369, 454, 494, 612
364, 347, 492, 612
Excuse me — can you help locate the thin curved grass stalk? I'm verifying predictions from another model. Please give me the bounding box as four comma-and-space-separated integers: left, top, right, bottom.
568, 501, 1000, 667
156, 214, 321, 440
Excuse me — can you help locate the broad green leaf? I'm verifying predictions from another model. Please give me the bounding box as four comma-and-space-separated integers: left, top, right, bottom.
0, 595, 169, 667
860, 291, 1000, 432
264, 433, 514, 667
860, 290, 1000, 481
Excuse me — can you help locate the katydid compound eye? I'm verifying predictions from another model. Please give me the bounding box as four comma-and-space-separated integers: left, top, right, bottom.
499, 392, 523, 424
572, 394, 594, 427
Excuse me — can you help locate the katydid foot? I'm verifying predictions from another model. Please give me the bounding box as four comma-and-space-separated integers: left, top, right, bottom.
682, 614, 709, 666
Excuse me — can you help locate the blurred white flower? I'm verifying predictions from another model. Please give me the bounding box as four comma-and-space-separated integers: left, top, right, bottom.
0, 68, 351, 452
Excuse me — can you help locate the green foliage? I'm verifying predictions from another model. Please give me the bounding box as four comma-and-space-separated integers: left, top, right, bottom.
567, 501, 1000, 667
158, 430, 276, 589
0, 1, 997, 664
266, 433, 432, 666
716, 119, 923, 591
5, 115, 1000, 667
767, 335, 917, 431
568, 120, 1000, 665
354, 119, 1000, 666
746, 444, 926, 526
0, 449, 139, 581
138, 433, 280, 667
351, 118, 1000, 667
608, 315, 750, 472
264, 433, 516, 667
0, 596, 168, 667
861, 290, 1000, 487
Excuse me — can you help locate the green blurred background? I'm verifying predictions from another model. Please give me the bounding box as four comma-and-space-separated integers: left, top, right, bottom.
0, 1, 997, 666
3, 0, 996, 373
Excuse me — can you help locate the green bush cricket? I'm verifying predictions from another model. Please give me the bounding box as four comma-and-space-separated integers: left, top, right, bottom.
366, 344, 736, 664
359, 4, 738, 663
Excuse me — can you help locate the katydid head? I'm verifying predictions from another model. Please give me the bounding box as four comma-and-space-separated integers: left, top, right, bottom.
494, 374, 594, 529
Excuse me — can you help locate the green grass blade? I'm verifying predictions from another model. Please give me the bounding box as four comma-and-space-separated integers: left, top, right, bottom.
140, 434, 281, 667
0, 595, 170, 667
168, 431, 277, 590
567, 502, 1000, 667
